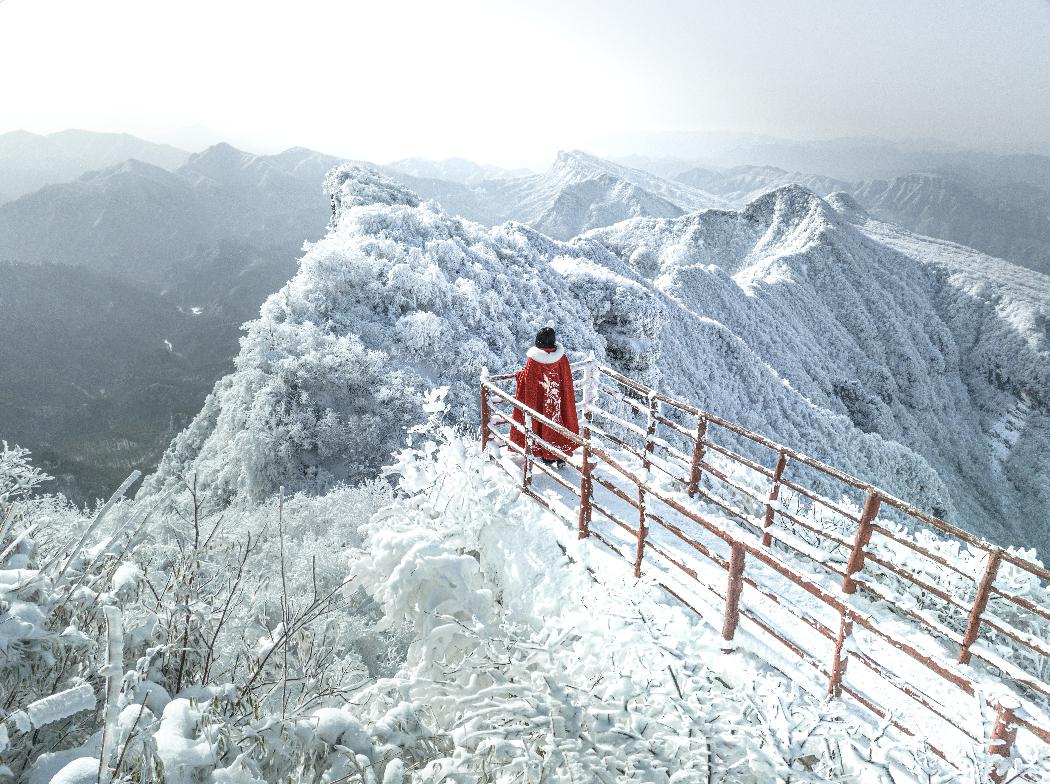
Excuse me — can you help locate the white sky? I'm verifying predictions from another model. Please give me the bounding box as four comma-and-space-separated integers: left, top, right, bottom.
1, 0, 1049, 167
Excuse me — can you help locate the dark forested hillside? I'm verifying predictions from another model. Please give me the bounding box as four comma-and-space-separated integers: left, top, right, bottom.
0, 143, 338, 501
0, 262, 240, 501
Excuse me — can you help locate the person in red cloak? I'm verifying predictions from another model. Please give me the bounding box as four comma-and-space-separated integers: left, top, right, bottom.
510, 326, 580, 466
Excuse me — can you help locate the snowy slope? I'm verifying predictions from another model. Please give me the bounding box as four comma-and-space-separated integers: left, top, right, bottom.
143, 167, 1050, 556
580, 188, 1049, 550
386, 150, 727, 239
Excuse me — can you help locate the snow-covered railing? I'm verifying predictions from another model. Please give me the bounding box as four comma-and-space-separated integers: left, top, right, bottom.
480, 358, 1050, 780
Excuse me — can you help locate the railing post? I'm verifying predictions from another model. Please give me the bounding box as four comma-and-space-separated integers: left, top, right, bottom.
762, 450, 789, 547
522, 432, 532, 492
828, 610, 852, 697
644, 394, 658, 470
722, 543, 746, 642
634, 486, 648, 578
577, 356, 596, 539
959, 550, 1002, 665
480, 379, 491, 452
988, 700, 1018, 784
633, 394, 659, 577
578, 448, 592, 539
842, 489, 881, 594
687, 416, 708, 497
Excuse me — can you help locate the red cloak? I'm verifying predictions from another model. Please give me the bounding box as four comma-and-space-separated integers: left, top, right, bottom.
510, 344, 580, 460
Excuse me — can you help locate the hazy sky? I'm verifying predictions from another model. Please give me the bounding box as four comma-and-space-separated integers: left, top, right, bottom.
2, 0, 1048, 166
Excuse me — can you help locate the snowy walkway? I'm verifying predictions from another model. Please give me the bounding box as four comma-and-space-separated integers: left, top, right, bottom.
482, 360, 1050, 773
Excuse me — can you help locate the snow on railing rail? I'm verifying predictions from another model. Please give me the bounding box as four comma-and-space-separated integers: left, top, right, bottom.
481, 359, 1049, 781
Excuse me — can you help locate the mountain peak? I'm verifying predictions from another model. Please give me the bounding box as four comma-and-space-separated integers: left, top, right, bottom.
742, 183, 837, 226
0, 129, 44, 144
324, 164, 421, 214
551, 150, 630, 180
78, 157, 180, 185
825, 191, 869, 223
555, 149, 603, 165
184, 142, 253, 172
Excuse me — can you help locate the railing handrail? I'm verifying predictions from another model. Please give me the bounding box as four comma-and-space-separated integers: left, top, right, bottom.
479, 362, 1050, 779
580, 360, 1049, 581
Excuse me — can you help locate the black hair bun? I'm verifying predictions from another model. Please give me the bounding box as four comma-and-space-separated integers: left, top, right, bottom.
535, 326, 557, 349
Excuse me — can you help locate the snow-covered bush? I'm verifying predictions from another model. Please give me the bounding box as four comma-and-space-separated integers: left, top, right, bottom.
0, 441, 52, 517
0, 450, 406, 782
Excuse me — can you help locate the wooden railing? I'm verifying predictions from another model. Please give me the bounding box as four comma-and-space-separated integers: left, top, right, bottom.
480, 358, 1050, 780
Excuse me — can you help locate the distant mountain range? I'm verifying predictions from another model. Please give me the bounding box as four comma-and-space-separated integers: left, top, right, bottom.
385, 150, 727, 240
0, 143, 340, 285
673, 165, 1050, 277
0, 129, 188, 203
0, 137, 344, 501
384, 157, 531, 184
381, 151, 1050, 277
1, 129, 1047, 504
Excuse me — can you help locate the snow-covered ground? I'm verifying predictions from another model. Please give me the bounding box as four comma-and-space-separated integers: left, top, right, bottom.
7, 411, 1045, 782
484, 368, 1050, 764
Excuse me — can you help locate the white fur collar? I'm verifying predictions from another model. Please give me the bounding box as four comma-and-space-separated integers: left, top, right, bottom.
526, 343, 564, 364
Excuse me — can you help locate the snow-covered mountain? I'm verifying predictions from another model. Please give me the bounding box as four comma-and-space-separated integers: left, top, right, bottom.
0, 129, 188, 203
386, 150, 727, 239
384, 156, 531, 184
850, 173, 1050, 277
386, 152, 1049, 278
671, 165, 1050, 277
144, 166, 1050, 555
676, 164, 849, 206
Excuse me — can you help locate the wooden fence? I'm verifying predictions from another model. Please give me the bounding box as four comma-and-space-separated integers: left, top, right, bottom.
480, 357, 1050, 781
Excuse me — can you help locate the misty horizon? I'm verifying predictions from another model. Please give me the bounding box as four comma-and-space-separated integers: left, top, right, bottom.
3, 0, 1049, 168
5, 125, 1050, 179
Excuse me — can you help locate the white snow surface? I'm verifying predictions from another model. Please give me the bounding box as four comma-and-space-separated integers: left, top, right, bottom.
50, 757, 101, 784
142, 166, 1050, 554
26, 684, 96, 728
